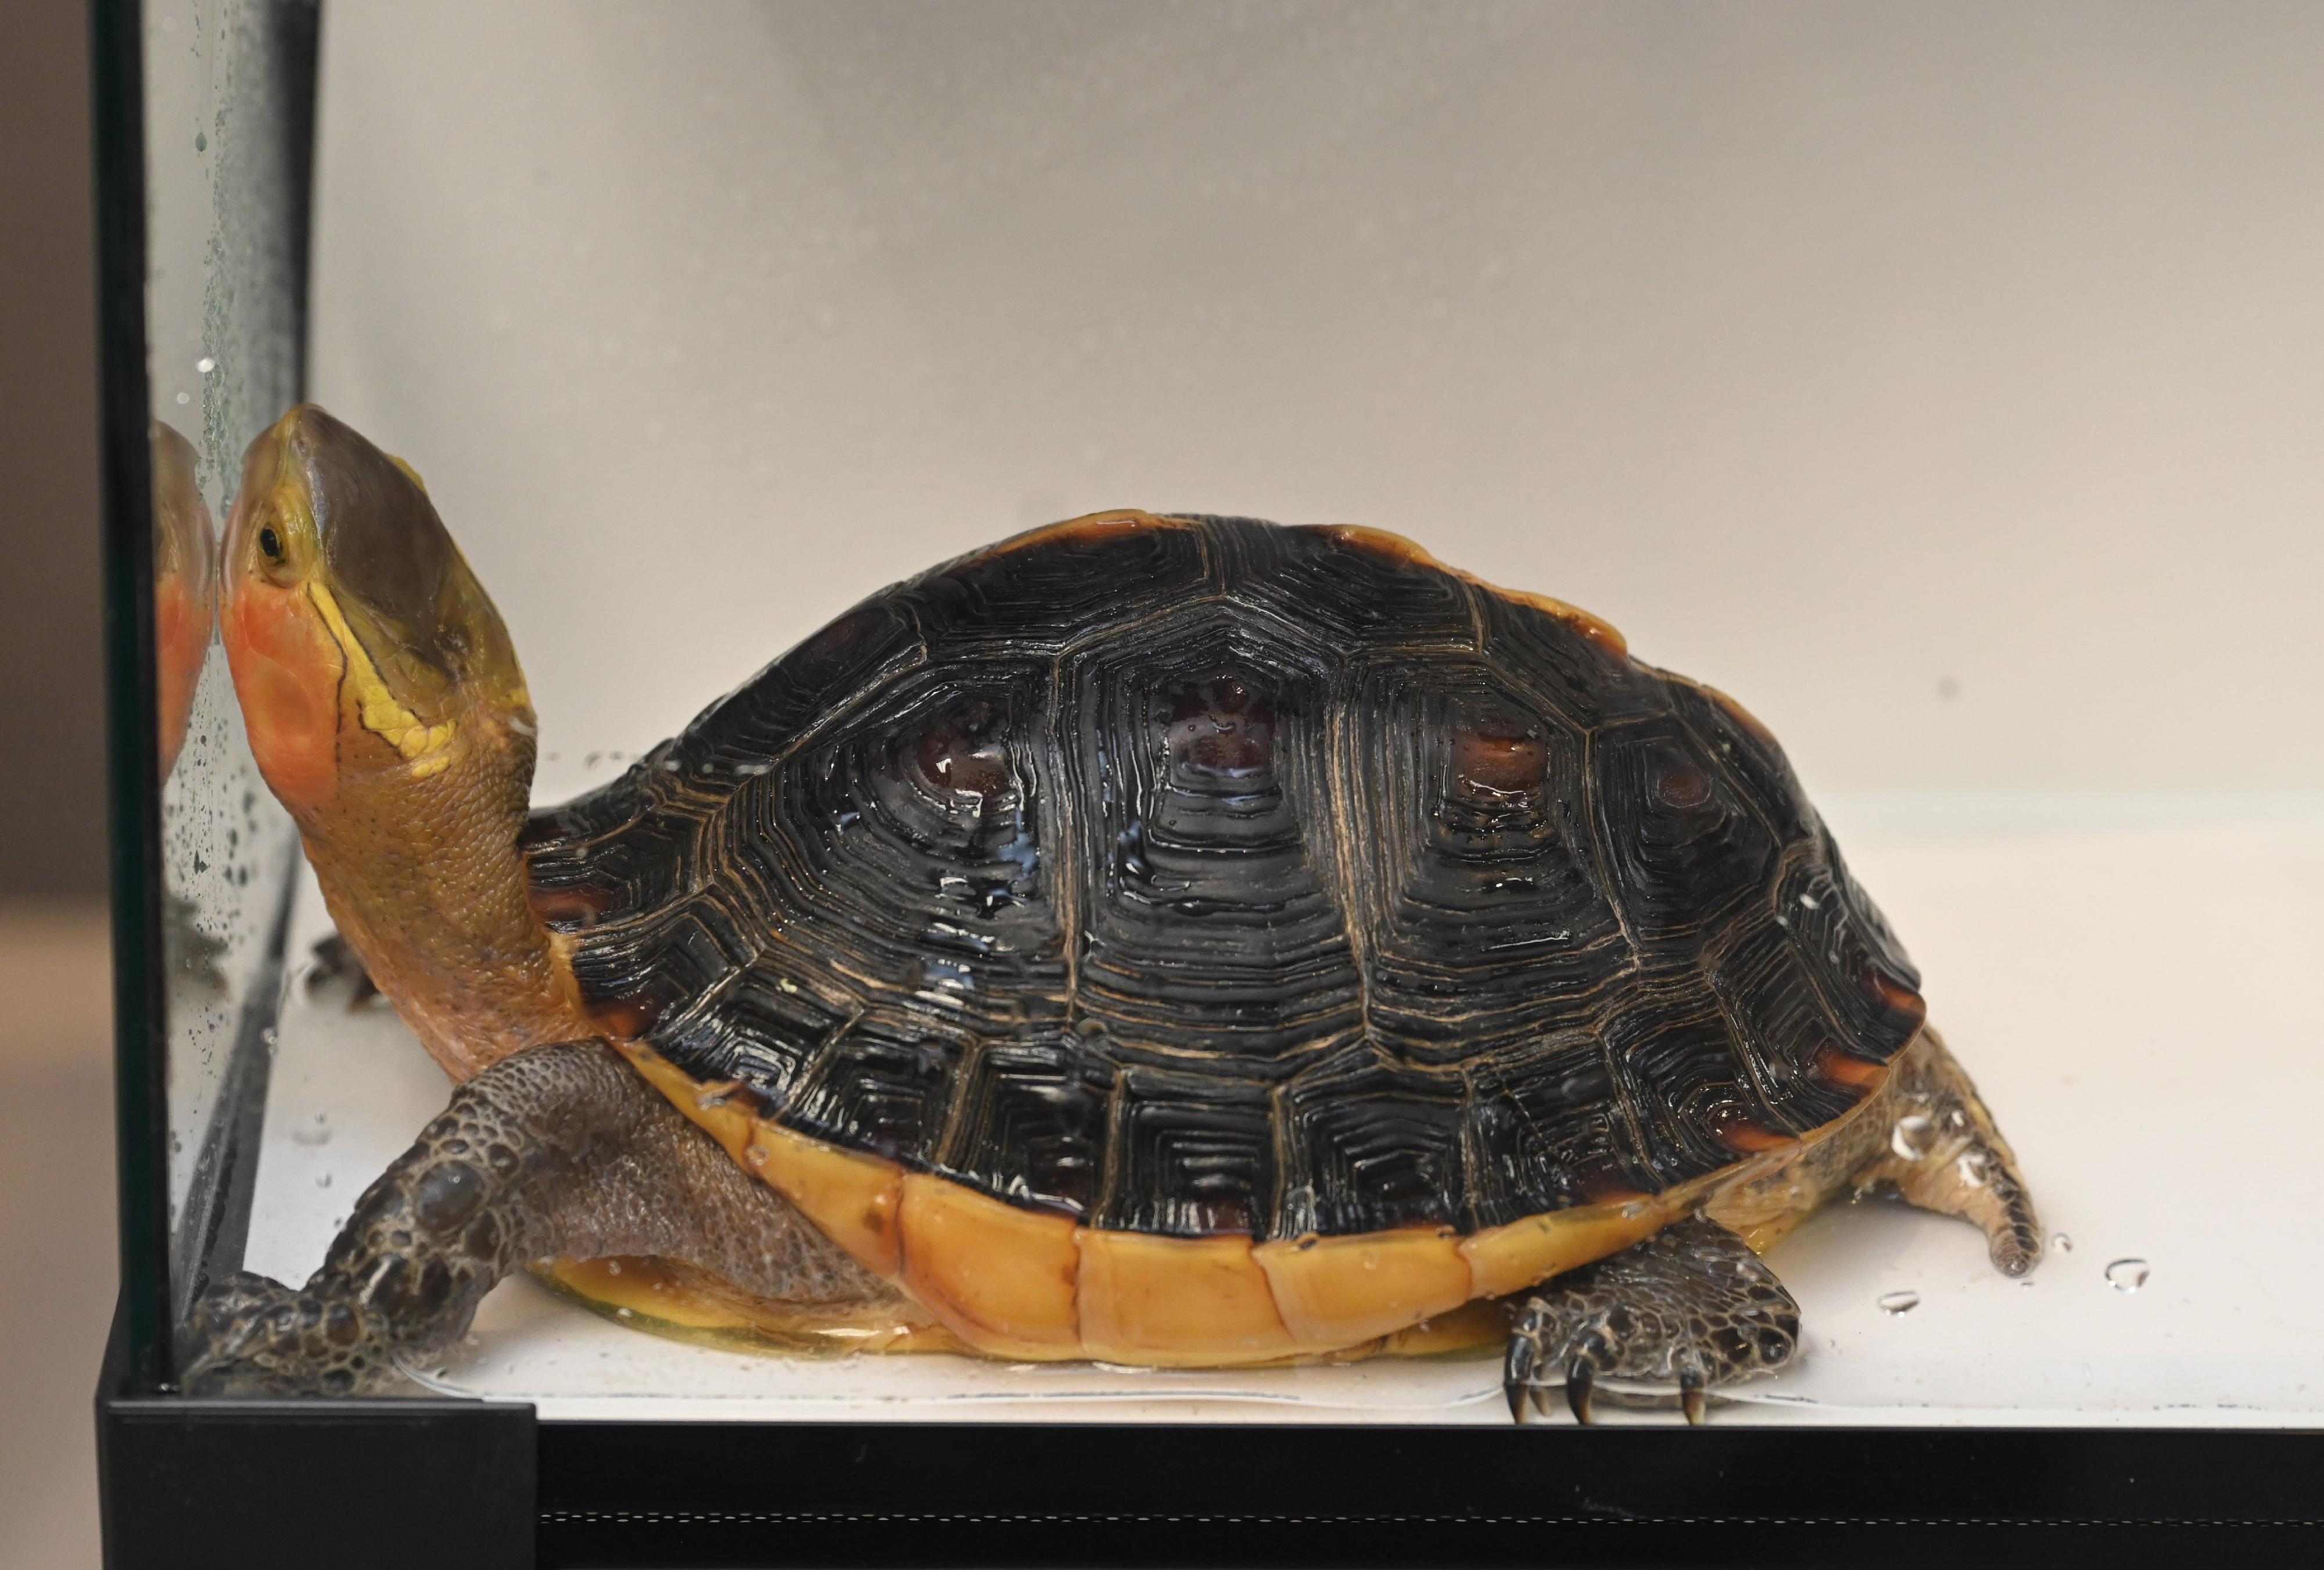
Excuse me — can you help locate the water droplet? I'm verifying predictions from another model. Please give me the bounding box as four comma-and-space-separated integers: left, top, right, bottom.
2051, 1232, 2073, 1254
315, 1173, 332, 1188
1361, 1251, 1379, 1271
745, 1146, 768, 1167
1889, 1114, 1934, 1162
1956, 1150, 1989, 1187
175, 391, 191, 404
195, 356, 215, 374
2106, 1258, 2149, 1293
290, 1113, 332, 1147
1877, 1290, 1920, 1315
194, 131, 206, 152
615, 1307, 633, 1318
605, 1259, 622, 1276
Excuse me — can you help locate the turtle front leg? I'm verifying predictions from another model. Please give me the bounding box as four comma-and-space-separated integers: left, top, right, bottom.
182, 1038, 899, 1395
1501, 1216, 1799, 1426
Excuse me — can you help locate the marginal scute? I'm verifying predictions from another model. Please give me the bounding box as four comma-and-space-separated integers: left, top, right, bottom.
896, 1173, 1083, 1357
617, 1041, 752, 1163
1075, 1230, 1299, 1365
1250, 1227, 1473, 1349
1304, 524, 1630, 655
1458, 1199, 1672, 1300
1814, 1041, 1892, 1095
749, 1122, 906, 1278
971, 508, 1188, 561
618, 1041, 906, 1276
1705, 683, 1779, 748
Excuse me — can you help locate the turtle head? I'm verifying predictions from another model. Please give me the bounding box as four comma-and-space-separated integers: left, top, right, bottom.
220, 405, 584, 1079
220, 404, 532, 812
150, 420, 217, 780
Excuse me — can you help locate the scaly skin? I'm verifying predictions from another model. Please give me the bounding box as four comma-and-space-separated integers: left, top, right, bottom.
182, 1040, 910, 1395
1502, 1217, 1799, 1425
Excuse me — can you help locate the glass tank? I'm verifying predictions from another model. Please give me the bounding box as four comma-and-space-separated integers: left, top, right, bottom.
123, 0, 2324, 1436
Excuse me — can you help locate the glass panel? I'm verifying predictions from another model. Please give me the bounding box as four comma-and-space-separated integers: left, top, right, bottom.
140, 0, 312, 1343
175, 0, 2324, 1426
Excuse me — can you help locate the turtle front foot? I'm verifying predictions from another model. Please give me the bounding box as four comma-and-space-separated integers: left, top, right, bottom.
1502, 1216, 1799, 1426
181, 1271, 413, 1397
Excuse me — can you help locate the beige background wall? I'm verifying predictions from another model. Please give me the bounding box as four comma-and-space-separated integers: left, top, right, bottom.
311, 1, 2324, 804
0, 2, 111, 1564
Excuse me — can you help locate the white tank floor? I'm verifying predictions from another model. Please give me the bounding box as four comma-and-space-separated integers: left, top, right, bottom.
241, 792, 2324, 1425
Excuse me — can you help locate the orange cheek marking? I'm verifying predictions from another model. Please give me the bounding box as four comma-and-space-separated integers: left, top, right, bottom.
223, 580, 342, 809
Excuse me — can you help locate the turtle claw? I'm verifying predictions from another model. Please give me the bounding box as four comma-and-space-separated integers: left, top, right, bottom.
1498, 1216, 1799, 1427
1679, 1365, 1708, 1426
1502, 1330, 1536, 1422
180, 1270, 406, 1397
1564, 1358, 1597, 1425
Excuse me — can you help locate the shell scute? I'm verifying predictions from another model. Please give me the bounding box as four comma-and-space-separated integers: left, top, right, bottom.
919, 511, 1208, 654
1601, 982, 1791, 1184
784, 1016, 970, 1162
1591, 716, 1782, 946
1341, 661, 1624, 1066
1459, 1033, 1649, 1225
932, 1038, 1114, 1219
1094, 1065, 1276, 1236
1231, 521, 1479, 653
1272, 1043, 1469, 1236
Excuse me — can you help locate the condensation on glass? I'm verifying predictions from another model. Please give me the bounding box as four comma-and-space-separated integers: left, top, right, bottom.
143, 0, 308, 1331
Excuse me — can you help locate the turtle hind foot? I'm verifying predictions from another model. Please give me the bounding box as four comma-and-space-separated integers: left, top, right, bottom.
1501, 1215, 1799, 1427
1855, 1028, 2043, 1278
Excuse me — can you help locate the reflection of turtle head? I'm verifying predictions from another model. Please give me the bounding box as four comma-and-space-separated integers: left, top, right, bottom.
220, 404, 530, 811
150, 420, 216, 779
220, 405, 583, 1078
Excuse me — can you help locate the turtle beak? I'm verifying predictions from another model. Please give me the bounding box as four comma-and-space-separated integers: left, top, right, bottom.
221, 406, 530, 811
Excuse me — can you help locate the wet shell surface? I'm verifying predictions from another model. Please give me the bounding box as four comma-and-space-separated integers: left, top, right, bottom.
521, 514, 1925, 1362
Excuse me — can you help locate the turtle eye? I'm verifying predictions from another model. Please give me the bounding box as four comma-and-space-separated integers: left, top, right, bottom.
258, 526, 284, 562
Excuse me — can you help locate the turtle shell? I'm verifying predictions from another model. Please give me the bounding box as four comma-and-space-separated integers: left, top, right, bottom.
521, 513, 1924, 1361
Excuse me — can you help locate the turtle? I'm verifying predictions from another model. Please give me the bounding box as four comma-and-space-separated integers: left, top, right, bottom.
184, 404, 2040, 1422
151, 419, 217, 782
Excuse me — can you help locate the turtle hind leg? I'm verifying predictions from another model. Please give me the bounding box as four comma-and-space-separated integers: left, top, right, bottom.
1502, 1215, 1799, 1426
181, 1039, 904, 1395
1850, 1028, 2042, 1278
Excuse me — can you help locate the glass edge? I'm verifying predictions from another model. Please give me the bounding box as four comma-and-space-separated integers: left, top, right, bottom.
90, 0, 170, 1393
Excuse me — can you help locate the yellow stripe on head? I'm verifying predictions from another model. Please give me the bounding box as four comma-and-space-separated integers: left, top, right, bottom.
305, 579, 457, 779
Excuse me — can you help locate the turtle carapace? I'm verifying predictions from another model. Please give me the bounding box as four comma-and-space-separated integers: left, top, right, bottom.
188, 405, 2038, 1422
